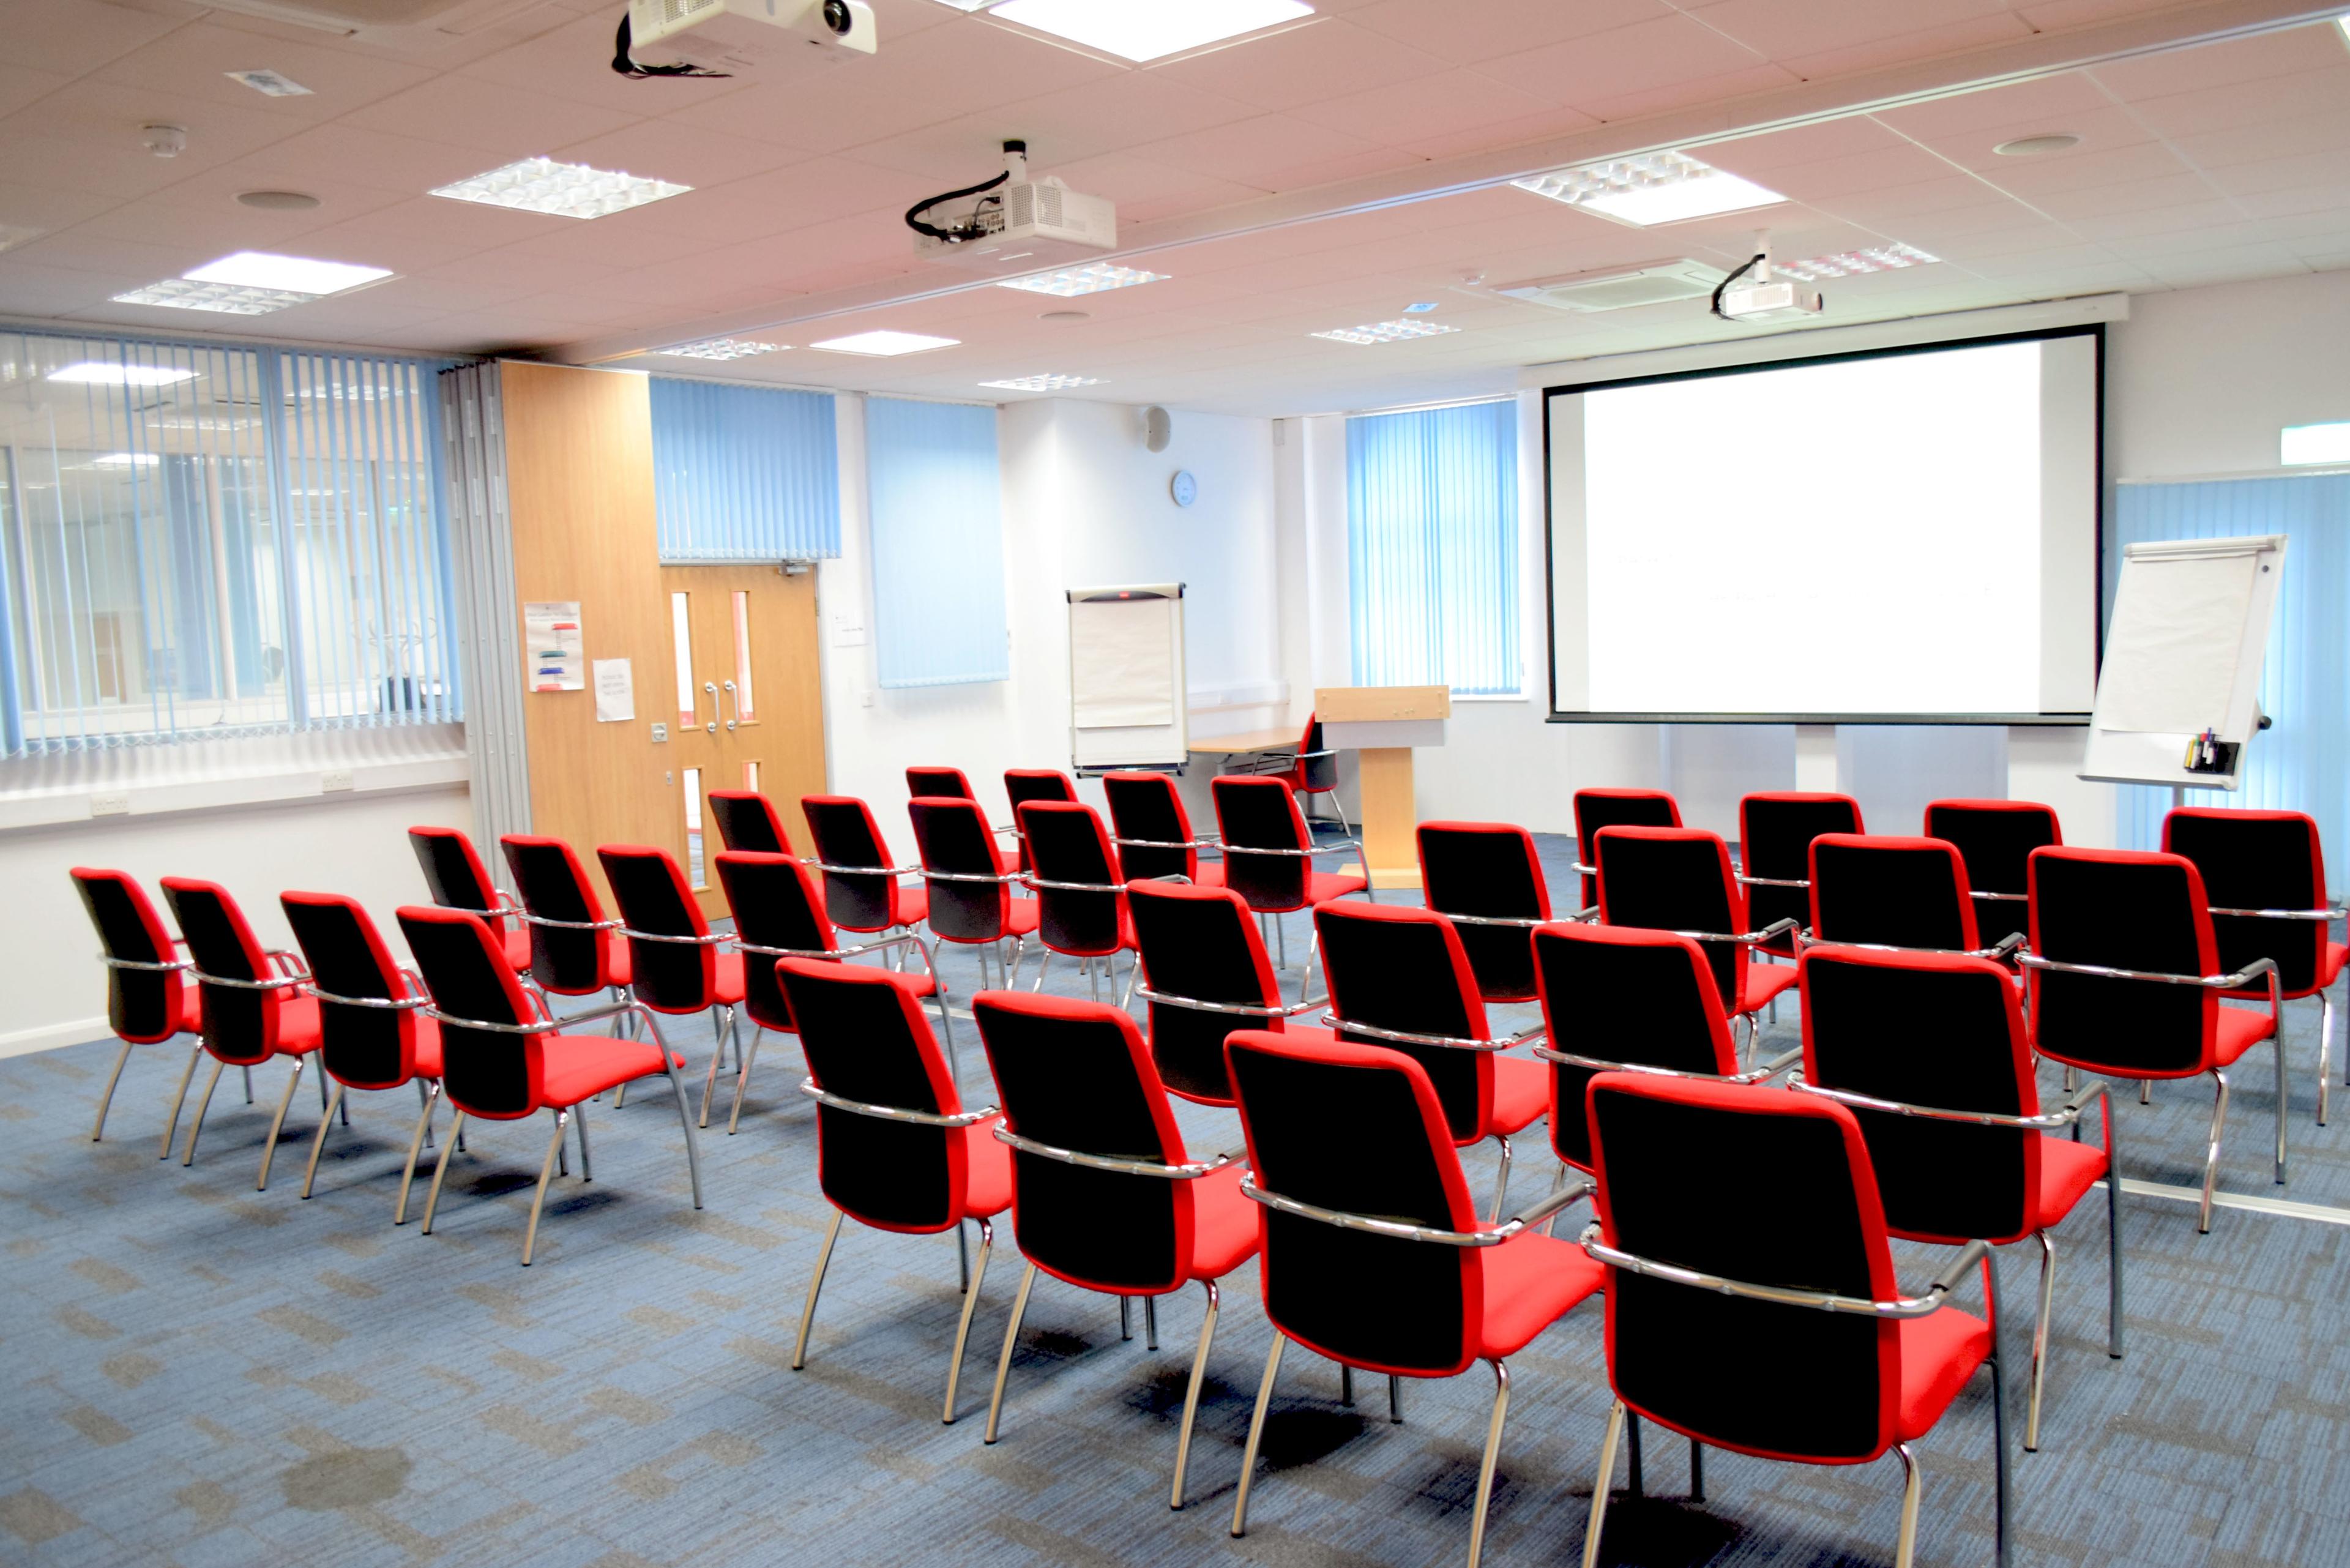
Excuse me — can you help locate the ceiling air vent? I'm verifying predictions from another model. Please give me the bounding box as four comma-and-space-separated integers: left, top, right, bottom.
1496, 259, 1728, 313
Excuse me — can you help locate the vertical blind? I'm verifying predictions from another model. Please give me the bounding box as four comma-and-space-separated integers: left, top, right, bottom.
649, 376, 840, 562
865, 397, 1008, 689
2113, 472, 2349, 877
0, 330, 457, 756
1346, 399, 1520, 695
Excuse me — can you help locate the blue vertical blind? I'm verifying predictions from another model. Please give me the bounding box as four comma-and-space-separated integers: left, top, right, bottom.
0, 331, 457, 756
1346, 399, 1520, 695
2113, 472, 2349, 875
865, 397, 1007, 689
649, 376, 840, 562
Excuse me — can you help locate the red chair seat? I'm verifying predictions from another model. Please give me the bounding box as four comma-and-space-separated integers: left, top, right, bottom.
1185, 1163, 1258, 1282
606, 946, 631, 988
1005, 899, 1040, 938
176, 991, 204, 1036
1192, 864, 1225, 889
499, 926, 531, 973
2214, 1005, 2278, 1067
537, 1036, 685, 1109
1474, 1230, 1605, 1359
411, 1018, 444, 1080
2033, 1135, 2108, 1231
961, 1121, 1013, 1219
1895, 1307, 1994, 1443
1738, 963, 1798, 1014
895, 886, 930, 928
714, 951, 747, 1005
1306, 870, 1368, 905
1490, 1055, 1550, 1138
264, 996, 324, 1056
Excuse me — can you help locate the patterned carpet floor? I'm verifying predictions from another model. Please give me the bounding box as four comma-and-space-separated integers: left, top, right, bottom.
5, 833, 2348, 1568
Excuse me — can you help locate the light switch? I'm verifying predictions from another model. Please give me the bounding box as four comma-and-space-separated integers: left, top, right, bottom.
651, 722, 668, 743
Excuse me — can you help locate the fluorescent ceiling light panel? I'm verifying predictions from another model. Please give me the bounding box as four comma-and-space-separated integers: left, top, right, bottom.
1514, 152, 1783, 227
659, 338, 788, 360
997, 263, 1168, 297
48, 362, 198, 387
1311, 319, 1461, 345
430, 157, 691, 220
186, 251, 390, 294
979, 373, 1105, 390
1774, 242, 1939, 282
810, 330, 959, 356
225, 69, 311, 97
986, 0, 1312, 62
111, 278, 318, 315
2281, 420, 2350, 466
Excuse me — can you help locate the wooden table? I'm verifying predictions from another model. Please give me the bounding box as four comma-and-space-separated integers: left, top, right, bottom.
1187, 729, 1299, 755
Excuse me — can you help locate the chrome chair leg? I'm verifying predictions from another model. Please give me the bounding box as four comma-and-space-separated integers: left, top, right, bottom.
1298, 927, 1319, 1006
419, 1110, 468, 1234
1031, 950, 1052, 993
2025, 1231, 2056, 1451
1229, 1331, 1287, 1539
242, 1065, 253, 1104
2200, 1070, 2230, 1233
159, 1043, 203, 1160
663, 1059, 704, 1209
2140, 1078, 2152, 1105
394, 1083, 440, 1224
1690, 1438, 1704, 1502
1466, 1359, 1511, 1568
1087, 957, 1101, 1004
958, 1219, 971, 1293
1339, 1363, 1352, 1406
1389, 1374, 1403, 1423
1120, 1294, 1132, 1341
2106, 1116, 2125, 1361
983, 1261, 1040, 1444
91, 1039, 135, 1142
1007, 936, 1027, 990
300, 1082, 347, 1198
1121, 954, 1138, 1010
2272, 1031, 2288, 1185
728, 1028, 765, 1135
791, 1211, 845, 1370
1542, 1160, 1571, 1238
573, 1097, 593, 1182
942, 1219, 993, 1424
1490, 1135, 1513, 1223
181, 1058, 226, 1166
415, 1078, 436, 1149
255, 1058, 308, 1191
1276, 911, 1288, 968
1144, 1294, 1158, 1352
2318, 990, 2336, 1127
1170, 1280, 1220, 1509
520, 1108, 570, 1266
1892, 1442, 1923, 1568
1580, 1399, 1626, 1568
698, 1008, 731, 1130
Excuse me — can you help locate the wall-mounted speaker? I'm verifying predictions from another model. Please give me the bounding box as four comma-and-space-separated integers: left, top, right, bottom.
1142, 405, 1171, 453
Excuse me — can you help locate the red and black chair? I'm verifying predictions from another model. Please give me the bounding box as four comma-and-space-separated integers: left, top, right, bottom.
1210, 774, 1368, 991
1794, 943, 2119, 1452
1417, 821, 1564, 1004
1576, 1072, 2009, 1568
1003, 767, 1077, 873
908, 794, 1036, 996
1223, 1029, 1602, 1562
1103, 771, 1222, 889
1589, 825, 1799, 1054
1737, 791, 1863, 957
1807, 833, 2020, 961
714, 849, 950, 1134
1313, 900, 1550, 1219
408, 825, 528, 973
706, 789, 796, 857
157, 878, 325, 1183
2163, 807, 2346, 1124
500, 835, 632, 1015
1018, 800, 1144, 1002
2022, 846, 2285, 1232
597, 844, 748, 1129
1571, 787, 1680, 913
1127, 880, 1329, 1108
801, 794, 930, 949
905, 766, 975, 801
971, 992, 1259, 1508
775, 958, 1009, 1419
1530, 922, 1794, 1182
279, 892, 446, 1220
398, 905, 699, 1266
70, 868, 200, 1144
1925, 798, 2061, 953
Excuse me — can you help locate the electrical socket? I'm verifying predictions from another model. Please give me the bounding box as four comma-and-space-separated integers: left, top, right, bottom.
321, 770, 355, 793
89, 792, 130, 817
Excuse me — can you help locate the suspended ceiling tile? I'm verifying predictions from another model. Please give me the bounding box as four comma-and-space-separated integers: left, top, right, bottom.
1470, 14, 1773, 108
1343, 0, 1673, 67
1773, 13, 2037, 84
335, 73, 649, 156
90, 20, 436, 121
1147, 18, 1444, 114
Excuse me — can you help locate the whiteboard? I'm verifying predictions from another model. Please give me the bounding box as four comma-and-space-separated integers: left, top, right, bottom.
1067, 584, 1187, 772
2081, 535, 2285, 790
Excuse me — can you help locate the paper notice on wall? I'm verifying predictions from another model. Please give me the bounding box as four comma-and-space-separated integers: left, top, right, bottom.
524, 601, 584, 692
593, 658, 635, 723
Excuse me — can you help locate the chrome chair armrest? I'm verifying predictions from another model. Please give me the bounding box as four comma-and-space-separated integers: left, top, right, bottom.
1437, 910, 1550, 930
807, 860, 923, 879
920, 867, 1026, 886
1578, 1228, 1973, 1319
1497, 1178, 1594, 1236
1322, 1014, 1543, 1053
620, 927, 732, 946
1736, 873, 1809, 890
2057, 1076, 2113, 1118
1969, 889, 2028, 903
97, 952, 193, 974
1739, 1047, 1804, 1084
1926, 1238, 1996, 1301
1674, 916, 1802, 947
797, 1078, 998, 1128
2018, 953, 2278, 990
190, 968, 309, 993
2206, 903, 2344, 922
1981, 931, 2027, 961
310, 987, 432, 1011
1133, 985, 1326, 1019
1785, 1070, 2092, 1130
991, 1124, 1240, 1179
1564, 903, 1602, 924
1240, 1174, 1509, 1248
1570, 862, 1597, 879
520, 911, 624, 932
267, 947, 311, 979
1021, 875, 1127, 895
1113, 834, 1222, 853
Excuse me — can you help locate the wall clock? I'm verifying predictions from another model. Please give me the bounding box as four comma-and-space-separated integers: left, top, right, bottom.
1170, 470, 1197, 507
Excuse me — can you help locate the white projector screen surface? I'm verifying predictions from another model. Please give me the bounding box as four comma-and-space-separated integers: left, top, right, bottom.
1547, 330, 2100, 722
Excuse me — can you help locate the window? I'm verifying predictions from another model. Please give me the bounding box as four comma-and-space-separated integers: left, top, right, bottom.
649, 376, 838, 562
865, 397, 1008, 689
1346, 399, 1520, 696
0, 331, 456, 756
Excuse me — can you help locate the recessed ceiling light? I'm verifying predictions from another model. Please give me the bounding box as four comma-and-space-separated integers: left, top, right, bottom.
1514, 152, 1784, 227
236, 189, 321, 211
997, 262, 1168, 297
1774, 242, 1939, 282
1039, 310, 1091, 323
48, 362, 199, 387
810, 330, 960, 356
658, 338, 788, 360
1311, 319, 1461, 345
111, 278, 318, 315
225, 69, 311, 97
1403, 301, 1440, 313
430, 157, 691, 220
92, 452, 161, 467
1993, 133, 2082, 157
188, 251, 391, 294
979, 373, 1105, 390
985, 0, 1313, 62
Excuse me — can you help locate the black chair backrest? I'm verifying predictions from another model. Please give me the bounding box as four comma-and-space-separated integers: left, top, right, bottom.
2165, 808, 2331, 995
778, 958, 969, 1231
399, 905, 536, 1117
1801, 946, 2036, 1244
1587, 1073, 1898, 1462
1740, 793, 1862, 952
2029, 848, 2218, 1077
707, 790, 792, 856
597, 844, 714, 1011
1532, 922, 1734, 1170
1316, 901, 1492, 1144
908, 795, 1015, 943
1296, 715, 1338, 793
71, 868, 185, 1045
1923, 798, 2059, 918
801, 795, 898, 932
1572, 788, 1680, 910
1212, 775, 1313, 911
974, 992, 1195, 1293
1004, 770, 1076, 873
716, 850, 834, 1033
409, 825, 499, 914
1022, 801, 1125, 957
906, 766, 973, 801
282, 892, 412, 1089
160, 878, 279, 1064
1417, 821, 1550, 1001
1103, 771, 1199, 884
1808, 834, 1978, 953
1126, 881, 1283, 1106
501, 834, 611, 995
1227, 1031, 1485, 1376
1592, 827, 1747, 1013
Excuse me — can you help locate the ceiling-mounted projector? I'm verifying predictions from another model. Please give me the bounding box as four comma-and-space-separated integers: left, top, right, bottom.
908, 141, 1116, 273
1714, 231, 1824, 324
625, 0, 875, 73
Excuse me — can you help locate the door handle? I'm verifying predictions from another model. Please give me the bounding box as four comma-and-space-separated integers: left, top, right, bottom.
701, 681, 718, 734
721, 679, 739, 731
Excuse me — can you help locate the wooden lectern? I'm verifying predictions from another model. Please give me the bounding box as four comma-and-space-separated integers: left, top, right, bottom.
1316, 684, 1450, 890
